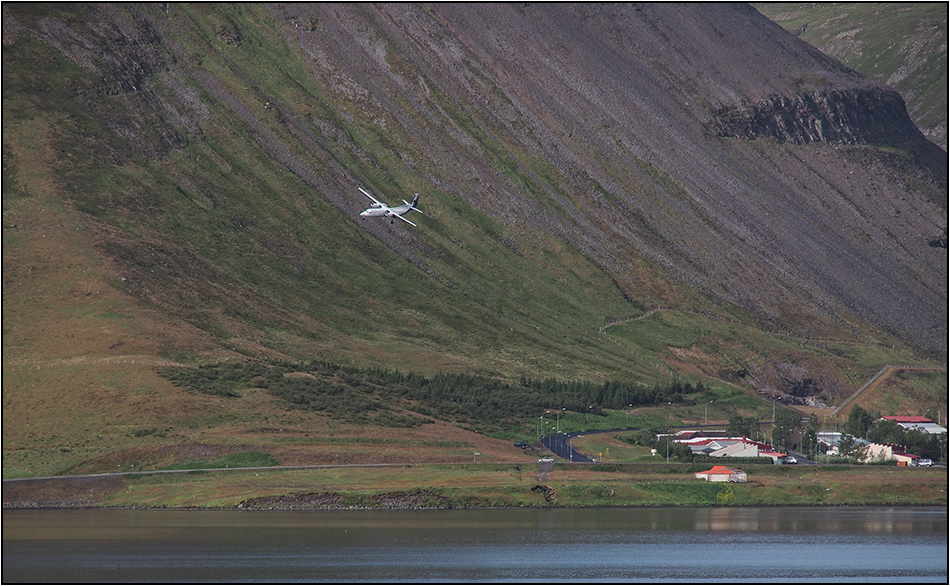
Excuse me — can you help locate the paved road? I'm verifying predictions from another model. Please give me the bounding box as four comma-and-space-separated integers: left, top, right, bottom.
542, 432, 593, 462
786, 450, 818, 466
541, 429, 649, 463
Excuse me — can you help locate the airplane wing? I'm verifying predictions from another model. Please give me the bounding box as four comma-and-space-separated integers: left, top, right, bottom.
393, 212, 417, 227
358, 187, 386, 207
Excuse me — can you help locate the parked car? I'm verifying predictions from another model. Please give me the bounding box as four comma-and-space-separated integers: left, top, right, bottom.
917, 458, 933, 467
512, 442, 528, 449
538, 457, 554, 463
785, 456, 798, 464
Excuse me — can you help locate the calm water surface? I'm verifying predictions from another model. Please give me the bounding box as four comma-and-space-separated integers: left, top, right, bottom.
3, 507, 946, 583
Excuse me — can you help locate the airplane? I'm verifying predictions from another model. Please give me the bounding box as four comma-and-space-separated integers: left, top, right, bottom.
358, 187, 422, 226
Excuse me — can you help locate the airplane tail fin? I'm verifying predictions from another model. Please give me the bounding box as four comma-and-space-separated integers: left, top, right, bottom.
403, 193, 421, 212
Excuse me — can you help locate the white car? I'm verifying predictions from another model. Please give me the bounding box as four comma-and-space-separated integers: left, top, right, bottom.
538, 457, 554, 463
917, 458, 933, 467
785, 456, 798, 464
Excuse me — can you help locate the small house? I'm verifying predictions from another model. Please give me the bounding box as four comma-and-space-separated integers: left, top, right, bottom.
694, 465, 746, 483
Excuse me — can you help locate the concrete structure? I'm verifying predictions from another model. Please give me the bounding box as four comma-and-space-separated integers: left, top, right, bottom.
695, 465, 747, 483
880, 416, 947, 435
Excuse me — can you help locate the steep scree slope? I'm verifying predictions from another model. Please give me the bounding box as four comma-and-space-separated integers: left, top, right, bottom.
3, 3, 946, 373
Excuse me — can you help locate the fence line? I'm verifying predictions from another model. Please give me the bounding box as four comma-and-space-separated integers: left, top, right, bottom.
831, 364, 922, 416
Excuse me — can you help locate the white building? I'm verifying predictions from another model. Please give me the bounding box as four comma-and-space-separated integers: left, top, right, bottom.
695, 465, 747, 482
679, 436, 770, 458
863, 442, 920, 466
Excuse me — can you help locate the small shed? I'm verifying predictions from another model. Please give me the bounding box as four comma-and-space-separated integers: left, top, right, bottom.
893, 452, 920, 467
694, 465, 746, 483
759, 451, 788, 465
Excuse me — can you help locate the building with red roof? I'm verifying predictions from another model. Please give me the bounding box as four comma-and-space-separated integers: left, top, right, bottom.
694, 465, 747, 483
880, 416, 947, 435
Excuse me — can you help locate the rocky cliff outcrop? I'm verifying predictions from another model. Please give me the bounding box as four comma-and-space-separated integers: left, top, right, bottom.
716, 87, 922, 147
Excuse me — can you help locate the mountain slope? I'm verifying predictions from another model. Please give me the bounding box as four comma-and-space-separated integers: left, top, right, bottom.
2, 4, 946, 476
753, 2, 948, 151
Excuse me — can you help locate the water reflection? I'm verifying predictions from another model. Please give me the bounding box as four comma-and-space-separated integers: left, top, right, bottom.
3, 507, 947, 583
695, 507, 760, 531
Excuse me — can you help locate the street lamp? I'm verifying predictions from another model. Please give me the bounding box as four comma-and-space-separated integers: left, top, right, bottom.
626, 404, 632, 429
705, 400, 714, 426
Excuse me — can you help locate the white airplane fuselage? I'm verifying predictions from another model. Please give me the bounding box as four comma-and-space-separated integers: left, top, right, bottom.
359, 203, 413, 219
357, 189, 420, 226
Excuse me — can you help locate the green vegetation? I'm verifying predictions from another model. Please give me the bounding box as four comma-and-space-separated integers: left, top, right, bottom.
158, 360, 708, 433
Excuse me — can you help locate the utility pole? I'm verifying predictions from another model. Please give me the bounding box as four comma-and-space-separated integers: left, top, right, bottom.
666, 401, 673, 463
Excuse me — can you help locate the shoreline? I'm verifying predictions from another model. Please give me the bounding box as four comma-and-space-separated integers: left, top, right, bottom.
5, 502, 949, 511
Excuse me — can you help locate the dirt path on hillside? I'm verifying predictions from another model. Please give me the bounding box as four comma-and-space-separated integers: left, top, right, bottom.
833, 365, 946, 417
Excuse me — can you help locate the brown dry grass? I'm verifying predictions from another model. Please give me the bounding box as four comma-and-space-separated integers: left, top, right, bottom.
841, 368, 948, 421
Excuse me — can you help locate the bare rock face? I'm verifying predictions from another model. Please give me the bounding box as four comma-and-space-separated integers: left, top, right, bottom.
716, 87, 921, 147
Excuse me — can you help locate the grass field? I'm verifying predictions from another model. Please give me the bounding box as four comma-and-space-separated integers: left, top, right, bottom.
4, 462, 945, 510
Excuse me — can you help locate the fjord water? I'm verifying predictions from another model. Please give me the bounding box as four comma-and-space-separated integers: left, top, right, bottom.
3, 507, 946, 583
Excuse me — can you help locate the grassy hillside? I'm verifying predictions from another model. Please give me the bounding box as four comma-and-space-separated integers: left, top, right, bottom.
2, 3, 946, 480
754, 2, 948, 150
